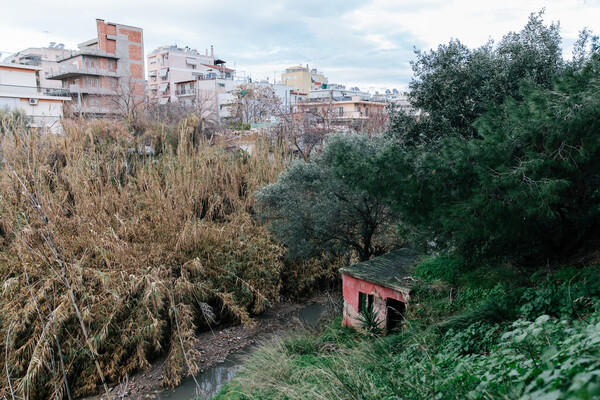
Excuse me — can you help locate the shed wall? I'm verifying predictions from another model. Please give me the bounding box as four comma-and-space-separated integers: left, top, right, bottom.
342, 273, 407, 330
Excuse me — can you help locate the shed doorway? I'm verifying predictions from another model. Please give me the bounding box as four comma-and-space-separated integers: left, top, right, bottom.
386, 298, 405, 333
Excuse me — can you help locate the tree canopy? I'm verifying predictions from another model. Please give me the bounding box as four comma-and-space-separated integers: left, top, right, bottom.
255, 154, 400, 262
322, 13, 600, 264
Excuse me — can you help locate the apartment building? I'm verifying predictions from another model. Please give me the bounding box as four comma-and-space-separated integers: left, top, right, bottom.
281, 65, 327, 94
298, 85, 386, 129
0, 63, 70, 133
5, 44, 72, 89
373, 90, 420, 117
147, 45, 234, 106
46, 19, 144, 117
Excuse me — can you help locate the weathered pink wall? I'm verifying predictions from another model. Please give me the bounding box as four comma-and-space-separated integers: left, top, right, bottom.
342, 273, 407, 330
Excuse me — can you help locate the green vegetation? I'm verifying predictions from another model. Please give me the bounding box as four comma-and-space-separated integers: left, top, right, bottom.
256, 159, 400, 262
322, 13, 600, 264
1, 11, 599, 400
216, 13, 600, 400
216, 265, 600, 400
227, 121, 251, 131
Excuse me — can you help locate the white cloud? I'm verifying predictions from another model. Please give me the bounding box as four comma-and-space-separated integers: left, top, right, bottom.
1, 0, 598, 91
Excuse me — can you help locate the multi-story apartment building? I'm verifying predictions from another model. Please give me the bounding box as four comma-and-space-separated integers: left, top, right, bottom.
297, 85, 386, 129
0, 63, 70, 133
45, 19, 144, 117
147, 45, 234, 106
281, 65, 327, 94
5, 44, 72, 89
372, 90, 421, 118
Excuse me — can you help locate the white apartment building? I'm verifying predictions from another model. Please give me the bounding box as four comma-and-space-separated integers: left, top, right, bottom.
147, 45, 234, 106
5, 44, 72, 89
0, 63, 70, 133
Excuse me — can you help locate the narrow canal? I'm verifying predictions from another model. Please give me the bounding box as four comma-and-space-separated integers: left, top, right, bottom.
157, 302, 325, 399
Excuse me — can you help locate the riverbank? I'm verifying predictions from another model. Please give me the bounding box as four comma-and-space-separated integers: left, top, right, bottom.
82, 292, 341, 400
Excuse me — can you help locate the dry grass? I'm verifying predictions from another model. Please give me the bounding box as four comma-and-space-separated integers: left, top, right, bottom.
0, 116, 291, 398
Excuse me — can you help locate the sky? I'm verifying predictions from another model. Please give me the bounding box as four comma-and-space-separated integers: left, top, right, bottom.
0, 0, 598, 93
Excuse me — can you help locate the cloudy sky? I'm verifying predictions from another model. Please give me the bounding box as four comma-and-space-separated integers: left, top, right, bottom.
0, 0, 598, 92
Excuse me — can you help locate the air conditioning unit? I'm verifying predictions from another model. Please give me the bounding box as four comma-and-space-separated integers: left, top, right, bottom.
29, 98, 38, 106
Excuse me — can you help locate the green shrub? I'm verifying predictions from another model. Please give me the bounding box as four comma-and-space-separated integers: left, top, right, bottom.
414, 255, 468, 285
227, 121, 251, 131
357, 303, 384, 336
520, 264, 600, 320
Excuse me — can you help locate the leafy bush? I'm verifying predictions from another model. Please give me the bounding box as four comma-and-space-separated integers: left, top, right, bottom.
414, 254, 468, 285
227, 121, 251, 131
520, 265, 600, 320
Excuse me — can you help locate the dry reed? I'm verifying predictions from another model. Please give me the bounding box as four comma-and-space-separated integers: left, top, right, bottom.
0, 116, 290, 398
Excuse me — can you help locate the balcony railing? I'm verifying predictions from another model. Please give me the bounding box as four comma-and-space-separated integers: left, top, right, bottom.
0, 83, 70, 98
46, 65, 118, 80
68, 85, 117, 95
56, 48, 119, 62
175, 89, 195, 96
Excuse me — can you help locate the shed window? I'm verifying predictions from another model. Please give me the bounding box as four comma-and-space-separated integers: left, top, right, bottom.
358, 292, 373, 312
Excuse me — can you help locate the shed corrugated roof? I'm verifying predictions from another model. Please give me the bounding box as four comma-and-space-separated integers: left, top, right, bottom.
340, 249, 422, 293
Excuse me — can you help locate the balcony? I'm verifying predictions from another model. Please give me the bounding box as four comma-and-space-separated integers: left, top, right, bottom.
0, 84, 70, 99
68, 85, 117, 95
46, 65, 118, 80
175, 89, 195, 97
56, 48, 119, 62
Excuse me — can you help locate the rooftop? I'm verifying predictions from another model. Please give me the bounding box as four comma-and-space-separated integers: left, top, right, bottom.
340, 248, 423, 292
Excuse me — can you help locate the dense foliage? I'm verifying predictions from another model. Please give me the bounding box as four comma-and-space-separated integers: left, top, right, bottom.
256, 157, 400, 262
216, 264, 600, 400
323, 15, 600, 263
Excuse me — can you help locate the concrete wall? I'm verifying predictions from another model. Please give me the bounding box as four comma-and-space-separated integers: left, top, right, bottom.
0, 64, 68, 133
342, 273, 407, 331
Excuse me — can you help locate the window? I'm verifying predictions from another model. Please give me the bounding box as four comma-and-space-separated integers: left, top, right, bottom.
218, 83, 225, 87
108, 61, 115, 70
365, 106, 369, 117
338, 107, 344, 117
358, 292, 374, 312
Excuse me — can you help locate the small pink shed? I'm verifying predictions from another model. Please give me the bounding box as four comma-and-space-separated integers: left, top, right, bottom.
340, 249, 422, 333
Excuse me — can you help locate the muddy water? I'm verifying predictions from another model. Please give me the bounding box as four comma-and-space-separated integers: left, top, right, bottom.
157, 302, 325, 400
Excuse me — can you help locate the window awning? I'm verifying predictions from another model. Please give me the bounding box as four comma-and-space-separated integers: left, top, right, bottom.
159, 68, 169, 78
149, 71, 157, 77
159, 83, 169, 92
159, 97, 169, 105
185, 57, 197, 65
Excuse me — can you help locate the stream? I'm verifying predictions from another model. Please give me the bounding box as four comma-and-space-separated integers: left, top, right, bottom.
156, 302, 325, 400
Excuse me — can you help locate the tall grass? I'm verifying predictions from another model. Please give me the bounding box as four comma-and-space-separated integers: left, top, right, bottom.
0, 117, 291, 398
